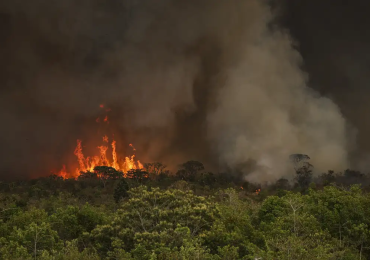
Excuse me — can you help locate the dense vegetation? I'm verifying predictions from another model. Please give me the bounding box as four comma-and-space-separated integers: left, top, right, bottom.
1, 161, 370, 259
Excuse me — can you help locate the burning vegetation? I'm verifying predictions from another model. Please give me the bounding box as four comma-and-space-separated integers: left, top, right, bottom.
56, 105, 143, 179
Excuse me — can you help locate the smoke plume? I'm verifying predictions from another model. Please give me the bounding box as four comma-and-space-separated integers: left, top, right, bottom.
0, 0, 352, 181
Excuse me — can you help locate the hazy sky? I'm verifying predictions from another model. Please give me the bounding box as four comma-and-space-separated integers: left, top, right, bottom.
0, 0, 368, 180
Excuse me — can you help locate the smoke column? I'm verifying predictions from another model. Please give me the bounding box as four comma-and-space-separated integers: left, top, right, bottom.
0, 0, 352, 181
275, 0, 369, 173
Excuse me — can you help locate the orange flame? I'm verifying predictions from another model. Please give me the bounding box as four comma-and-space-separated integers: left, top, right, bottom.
57, 139, 144, 179
57, 165, 68, 179
74, 140, 87, 172
56, 104, 143, 179
112, 140, 119, 170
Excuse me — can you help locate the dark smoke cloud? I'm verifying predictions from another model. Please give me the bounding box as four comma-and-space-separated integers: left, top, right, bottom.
275, 0, 370, 172
0, 0, 356, 181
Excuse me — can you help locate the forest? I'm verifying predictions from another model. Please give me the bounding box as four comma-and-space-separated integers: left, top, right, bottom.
1, 161, 370, 260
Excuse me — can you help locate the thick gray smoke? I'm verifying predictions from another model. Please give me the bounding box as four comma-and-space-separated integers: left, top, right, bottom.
0, 0, 352, 181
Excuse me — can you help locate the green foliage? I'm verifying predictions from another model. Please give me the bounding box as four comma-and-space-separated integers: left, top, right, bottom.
50, 204, 106, 240
6, 208, 49, 232
90, 186, 218, 257
204, 189, 266, 259
1, 222, 62, 259
0, 193, 22, 221
258, 195, 289, 224
1, 163, 370, 259
39, 240, 100, 260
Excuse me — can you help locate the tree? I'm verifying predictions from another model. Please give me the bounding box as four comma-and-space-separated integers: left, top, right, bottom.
197, 172, 217, 187
176, 160, 205, 182
90, 186, 218, 257
259, 192, 348, 260
351, 223, 370, 260
0, 193, 20, 221
204, 189, 267, 258
49, 204, 105, 241
126, 169, 149, 184
275, 178, 291, 190
305, 185, 370, 258
78, 171, 98, 180
1, 222, 62, 259
295, 163, 313, 191
319, 170, 336, 186
258, 195, 289, 224
39, 239, 100, 260
114, 178, 130, 203
93, 166, 122, 188
144, 162, 169, 180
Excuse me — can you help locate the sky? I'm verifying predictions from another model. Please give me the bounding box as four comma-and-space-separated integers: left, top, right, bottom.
0, 0, 369, 181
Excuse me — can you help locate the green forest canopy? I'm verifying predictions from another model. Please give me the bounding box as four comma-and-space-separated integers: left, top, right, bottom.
0, 160, 370, 259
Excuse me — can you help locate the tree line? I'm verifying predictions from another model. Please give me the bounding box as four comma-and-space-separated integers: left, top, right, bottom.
0, 160, 370, 259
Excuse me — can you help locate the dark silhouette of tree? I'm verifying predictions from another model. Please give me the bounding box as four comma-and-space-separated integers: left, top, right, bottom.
344, 169, 364, 179
295, 163, 313, 191
93, 166, 123, 188
320, 170, 336, 186
275, 178, 290, 190
144, 162, 169, 180
176, 160, 205, 182
78, 171, 98, 180
198, 172, 217, 187
114, 179, 130, 203
126, 169, 149, 184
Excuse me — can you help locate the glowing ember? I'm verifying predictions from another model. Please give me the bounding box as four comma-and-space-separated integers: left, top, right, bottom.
129, 143, 136, 151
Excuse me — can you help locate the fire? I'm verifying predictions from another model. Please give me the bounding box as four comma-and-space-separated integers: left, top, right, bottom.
57, 138, 144, 179
58, 165, 68, 179
112, 140, 119, 170
55, 104, 144, 179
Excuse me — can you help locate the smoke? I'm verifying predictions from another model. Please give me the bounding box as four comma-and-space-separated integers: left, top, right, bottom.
206, 29, 350, 183
0, 0, 353, 181
274, 0, 370, 173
